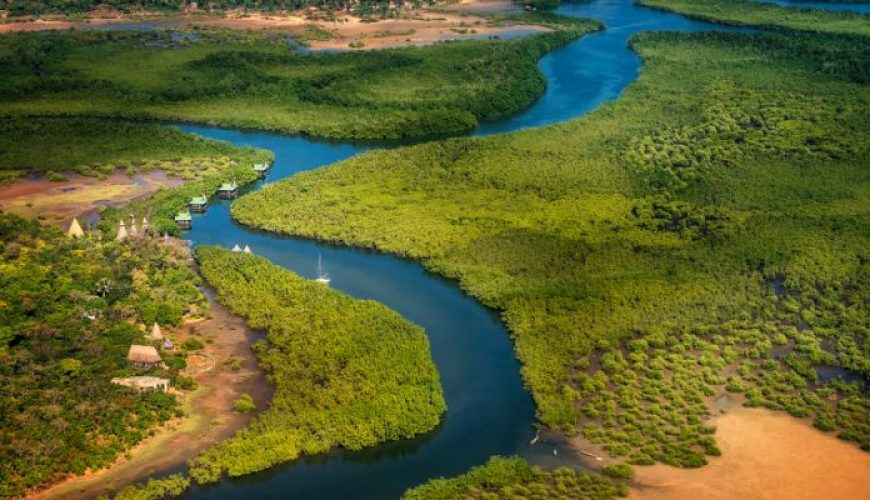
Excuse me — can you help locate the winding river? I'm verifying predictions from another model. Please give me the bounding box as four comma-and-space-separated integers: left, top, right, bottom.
155, 0, 859, 497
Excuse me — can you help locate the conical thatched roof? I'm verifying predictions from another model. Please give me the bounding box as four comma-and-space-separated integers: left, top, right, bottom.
67, 217, 84, 238
129, 216, 138, 238
117, 220, 128, 242
149, 322, 164, 340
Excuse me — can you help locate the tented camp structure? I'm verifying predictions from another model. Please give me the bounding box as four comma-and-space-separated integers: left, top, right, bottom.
111, 376, 170, 392
148, 322, 164, 341
67, 218, 84, 238
117, 220, 128, 242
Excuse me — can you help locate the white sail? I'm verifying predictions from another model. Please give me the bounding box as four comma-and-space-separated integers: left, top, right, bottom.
316, 253, 331, 285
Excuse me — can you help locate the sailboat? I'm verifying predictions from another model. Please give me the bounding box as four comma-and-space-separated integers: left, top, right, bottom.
316, 253, 331, 286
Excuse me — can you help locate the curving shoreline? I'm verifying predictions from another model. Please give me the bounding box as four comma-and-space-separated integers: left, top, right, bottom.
8, 0, 867, 497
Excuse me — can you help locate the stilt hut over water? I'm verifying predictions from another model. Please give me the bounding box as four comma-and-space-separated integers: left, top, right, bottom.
189, 195, 208, 213
253, 162, 271, 179
218, 182, 239, 199
175, 211, 192, 230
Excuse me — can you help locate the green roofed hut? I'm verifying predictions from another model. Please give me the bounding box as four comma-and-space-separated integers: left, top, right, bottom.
175, 211, 192, 230
189, 195, 208, 213
218, 181, 239, 199
253, 162, 271, 179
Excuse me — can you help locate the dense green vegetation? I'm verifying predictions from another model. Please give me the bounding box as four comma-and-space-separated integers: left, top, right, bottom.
0, 213, 206, 496
188, 246, 445, 483
0, 116, 271, 235
0, 16, 600, 139
232, 30, 870, 467
0, 117, 265, 183
403, 456, 626, 499
639, 0, 870, 36
112, 474, 190, 500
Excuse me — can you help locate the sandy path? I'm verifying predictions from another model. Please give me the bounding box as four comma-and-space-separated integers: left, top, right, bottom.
32, 284, 272, 500
631, 406, 870, 500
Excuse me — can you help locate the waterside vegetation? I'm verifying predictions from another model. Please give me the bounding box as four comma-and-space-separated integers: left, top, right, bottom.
231, 29, 870, 469
639, 0, 870, 36
403, 456, 627, 499
188, 246, 446, 483
0, 15, 601, 139
0, 213, 204, 496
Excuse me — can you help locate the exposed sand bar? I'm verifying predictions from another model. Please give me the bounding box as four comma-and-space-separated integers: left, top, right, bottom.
631, 406, 870, 500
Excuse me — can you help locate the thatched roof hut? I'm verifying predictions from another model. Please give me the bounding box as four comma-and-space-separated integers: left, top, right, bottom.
128, 344, 162, 367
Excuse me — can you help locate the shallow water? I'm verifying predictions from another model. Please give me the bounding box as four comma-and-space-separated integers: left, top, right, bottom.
132, 0, 848, 497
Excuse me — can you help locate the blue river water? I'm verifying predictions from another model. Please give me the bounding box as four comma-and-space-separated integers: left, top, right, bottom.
147, 0, 855, 498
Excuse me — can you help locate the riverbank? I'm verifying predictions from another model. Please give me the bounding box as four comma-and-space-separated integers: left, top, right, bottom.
631, 405, 870, 499
32, 284, 271, 500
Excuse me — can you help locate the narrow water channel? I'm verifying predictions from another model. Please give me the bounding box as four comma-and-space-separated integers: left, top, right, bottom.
164, 0, 851, 497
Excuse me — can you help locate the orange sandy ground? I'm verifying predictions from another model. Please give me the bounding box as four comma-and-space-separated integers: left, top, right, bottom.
32, 286, 271, 499
0, 1, 538, 51
631, 406, 870, 500
0, 170, 181, 226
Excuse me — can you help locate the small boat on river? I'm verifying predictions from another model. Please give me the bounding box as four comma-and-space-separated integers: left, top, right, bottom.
316, 253, 331, 286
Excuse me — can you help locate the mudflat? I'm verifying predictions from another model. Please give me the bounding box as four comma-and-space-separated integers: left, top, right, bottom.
632, 406, 870, 500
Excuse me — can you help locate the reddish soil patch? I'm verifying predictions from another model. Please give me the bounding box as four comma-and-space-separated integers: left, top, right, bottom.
631, 406, 870, 500
0, 171, 181, 227
0, 6, 548, 50
33, 283, 272, 500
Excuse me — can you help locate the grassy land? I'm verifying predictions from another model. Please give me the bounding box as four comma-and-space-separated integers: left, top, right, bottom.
0, 15, 600, 140
0, 213, 206, 496
0, 117, 265, 183
0, 117, 272, 235
403, 456, 627, 499
188, 247, 446, 483
232, 29, 870, 470
639, 0, 870, 36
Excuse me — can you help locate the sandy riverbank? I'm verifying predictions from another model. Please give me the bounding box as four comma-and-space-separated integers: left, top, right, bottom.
630, 405, 870, 499
0, 1, 539, 50
32, 285, 272, 500
0, 170, 181, 226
